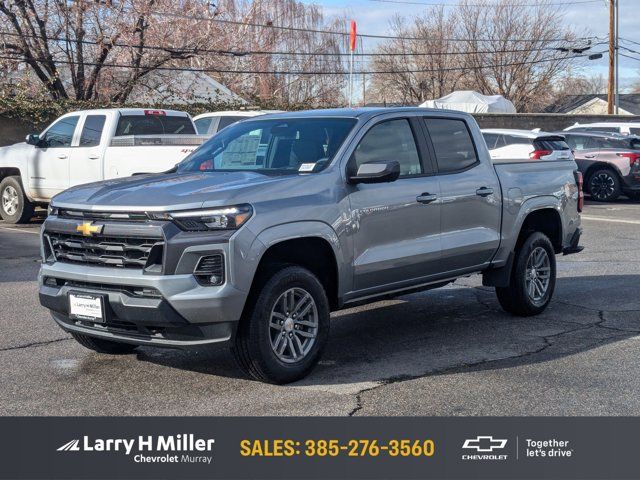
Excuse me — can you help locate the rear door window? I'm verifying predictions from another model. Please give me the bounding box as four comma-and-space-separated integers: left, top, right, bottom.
79, 115, 106, 147
424, 118, 478, 173
41, 116, 80, 147
115, 115, 196, 136
194, 117, 213, 135
629, 128, 640, 136
584, 126, 620, 134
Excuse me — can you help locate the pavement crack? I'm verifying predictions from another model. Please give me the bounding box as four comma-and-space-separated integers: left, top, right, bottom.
0, 337, 70, 352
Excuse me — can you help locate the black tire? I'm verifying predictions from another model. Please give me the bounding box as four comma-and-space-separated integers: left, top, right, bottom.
587, 168, 621, 202
0, 176, 35, 224
70, 332, 138, 354
496, 232, 556, 317
232, 265, 330, 384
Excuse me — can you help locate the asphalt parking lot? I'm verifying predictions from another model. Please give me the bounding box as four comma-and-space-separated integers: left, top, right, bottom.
1, 200, 640, 416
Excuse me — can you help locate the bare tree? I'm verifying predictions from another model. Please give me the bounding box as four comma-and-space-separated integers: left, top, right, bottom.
367, 0, 582, 111
368, 9, 471, 105
454, 0, 580, 111
0, 0, 234, 102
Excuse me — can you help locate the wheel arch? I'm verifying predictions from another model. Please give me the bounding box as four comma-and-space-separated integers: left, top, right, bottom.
244, 222, 344, 313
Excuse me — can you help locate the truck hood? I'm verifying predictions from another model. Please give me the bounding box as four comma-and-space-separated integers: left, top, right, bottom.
51, 171, 298, 211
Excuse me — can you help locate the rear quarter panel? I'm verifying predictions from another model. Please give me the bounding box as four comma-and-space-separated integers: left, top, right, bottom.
492, 159, 581, 264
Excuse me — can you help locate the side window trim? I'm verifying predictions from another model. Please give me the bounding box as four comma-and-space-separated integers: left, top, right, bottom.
421, 116, 481, 175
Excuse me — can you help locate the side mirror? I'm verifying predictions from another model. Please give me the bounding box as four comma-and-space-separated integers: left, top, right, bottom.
348, 160, 400, 184
25, 134, 41, 146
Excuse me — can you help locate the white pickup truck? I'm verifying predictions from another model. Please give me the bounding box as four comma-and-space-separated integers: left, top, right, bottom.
0, 108, 206, 223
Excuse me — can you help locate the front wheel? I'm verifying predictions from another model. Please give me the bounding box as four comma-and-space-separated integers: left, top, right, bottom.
0, 176, 35, 224
588, 168, 621, 202
496, 232, 556, 317
232, 265, 330, 384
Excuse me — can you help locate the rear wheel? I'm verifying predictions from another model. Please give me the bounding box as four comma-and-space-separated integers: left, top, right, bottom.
588, 168, 621, 202
496, 232, 556, 316
70, 332, 138, 354
0, 176, 34, 224
232, 265, 330, 384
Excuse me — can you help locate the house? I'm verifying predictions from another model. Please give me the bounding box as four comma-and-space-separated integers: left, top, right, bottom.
545, 94, 640, 115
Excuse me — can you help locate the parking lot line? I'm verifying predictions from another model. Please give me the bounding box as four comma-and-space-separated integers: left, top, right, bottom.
0, 226, 40, 235
581, 215, 640, 225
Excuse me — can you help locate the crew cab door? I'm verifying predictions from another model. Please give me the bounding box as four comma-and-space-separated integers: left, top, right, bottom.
347, 117, 442, 294
28, 114, 80, 199
69, 113, 108, 187
422, 117, 501, 272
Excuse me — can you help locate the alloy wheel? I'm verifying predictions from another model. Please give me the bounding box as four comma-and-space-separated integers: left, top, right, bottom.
269, 287, 318, 363
590, 173, 615, 200
525, 247, 551, 304
1, 185, 18, 216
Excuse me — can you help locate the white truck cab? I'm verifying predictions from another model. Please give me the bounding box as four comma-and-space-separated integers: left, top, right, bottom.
0, 108, 205, 223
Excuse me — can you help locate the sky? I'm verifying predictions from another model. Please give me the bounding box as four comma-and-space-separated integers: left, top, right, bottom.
300, 0, 638, 93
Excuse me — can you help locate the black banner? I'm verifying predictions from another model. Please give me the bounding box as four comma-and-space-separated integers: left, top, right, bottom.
0, 417, 633, 479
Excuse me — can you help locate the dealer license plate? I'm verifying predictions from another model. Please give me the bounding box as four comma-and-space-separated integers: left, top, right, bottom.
68, 293, 105, 323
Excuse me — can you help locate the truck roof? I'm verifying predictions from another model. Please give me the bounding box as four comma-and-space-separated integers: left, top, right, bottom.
60, 108, 191, 117
255, 107, 471, 121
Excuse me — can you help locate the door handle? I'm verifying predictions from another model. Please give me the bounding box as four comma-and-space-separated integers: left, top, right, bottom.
584, 154, 596, 159
88, 155, 100, 160
476, 187, 494, 197
416, 193, 438, 204
57, 154, 68, 159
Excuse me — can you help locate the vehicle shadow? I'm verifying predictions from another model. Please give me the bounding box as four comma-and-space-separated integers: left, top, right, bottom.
136, 274, 640, 387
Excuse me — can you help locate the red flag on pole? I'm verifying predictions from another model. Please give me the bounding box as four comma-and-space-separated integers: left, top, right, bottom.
349, 20, 357, 52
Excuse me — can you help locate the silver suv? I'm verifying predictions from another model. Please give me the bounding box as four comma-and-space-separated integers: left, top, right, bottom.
39, 108, 583, 383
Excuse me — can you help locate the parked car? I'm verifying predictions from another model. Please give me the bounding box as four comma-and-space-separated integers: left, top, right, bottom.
564, 122, 640, 136
0, 108, 206, 223
38, 108, 583, 383
481, 129, 573, 161
193, 110, 281, 136
558, 131, 640, 201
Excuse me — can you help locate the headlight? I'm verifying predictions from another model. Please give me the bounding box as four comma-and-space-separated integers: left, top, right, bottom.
47, 204, 58, 216
151, 204, 253, 231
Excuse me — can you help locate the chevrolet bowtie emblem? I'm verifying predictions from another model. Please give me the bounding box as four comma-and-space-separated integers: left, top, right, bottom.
76, 222, 103, 237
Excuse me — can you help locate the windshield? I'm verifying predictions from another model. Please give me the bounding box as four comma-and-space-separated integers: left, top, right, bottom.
177, 117, 357, 174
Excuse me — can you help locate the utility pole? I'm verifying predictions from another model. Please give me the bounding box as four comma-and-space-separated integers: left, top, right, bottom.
615, 0, 619, 114
608, 0, 615, 114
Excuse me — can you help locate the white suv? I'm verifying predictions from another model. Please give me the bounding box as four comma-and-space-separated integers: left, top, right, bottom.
482, 129, 573, 161
564, 122, 640, 136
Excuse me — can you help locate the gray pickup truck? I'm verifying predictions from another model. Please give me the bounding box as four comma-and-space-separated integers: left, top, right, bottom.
38, 108, 583, 383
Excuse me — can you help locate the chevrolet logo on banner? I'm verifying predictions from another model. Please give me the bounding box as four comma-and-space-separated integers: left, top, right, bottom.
76, 222, 103, 237
462, 436, 508, 452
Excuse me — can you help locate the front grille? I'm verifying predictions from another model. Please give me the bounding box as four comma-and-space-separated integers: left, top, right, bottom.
58, 210, 150, 222
46, 232, 163, 269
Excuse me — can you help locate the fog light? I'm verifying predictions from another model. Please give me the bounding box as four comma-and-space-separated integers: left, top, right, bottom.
194, 254, 224, 286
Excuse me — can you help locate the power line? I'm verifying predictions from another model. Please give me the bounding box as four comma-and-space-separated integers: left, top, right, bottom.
0, 30, 602, 58
0, 51, 601, 75
368, 0, 601, 6
69, 0, 599, 44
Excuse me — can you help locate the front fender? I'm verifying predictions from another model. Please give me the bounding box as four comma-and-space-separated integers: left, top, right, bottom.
238, 221, 348, 297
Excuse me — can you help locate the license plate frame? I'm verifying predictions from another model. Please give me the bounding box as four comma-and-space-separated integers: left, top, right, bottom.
68, 292, 106, 323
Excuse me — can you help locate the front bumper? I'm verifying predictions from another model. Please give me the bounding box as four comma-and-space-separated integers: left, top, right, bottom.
39, 261, 247, 347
